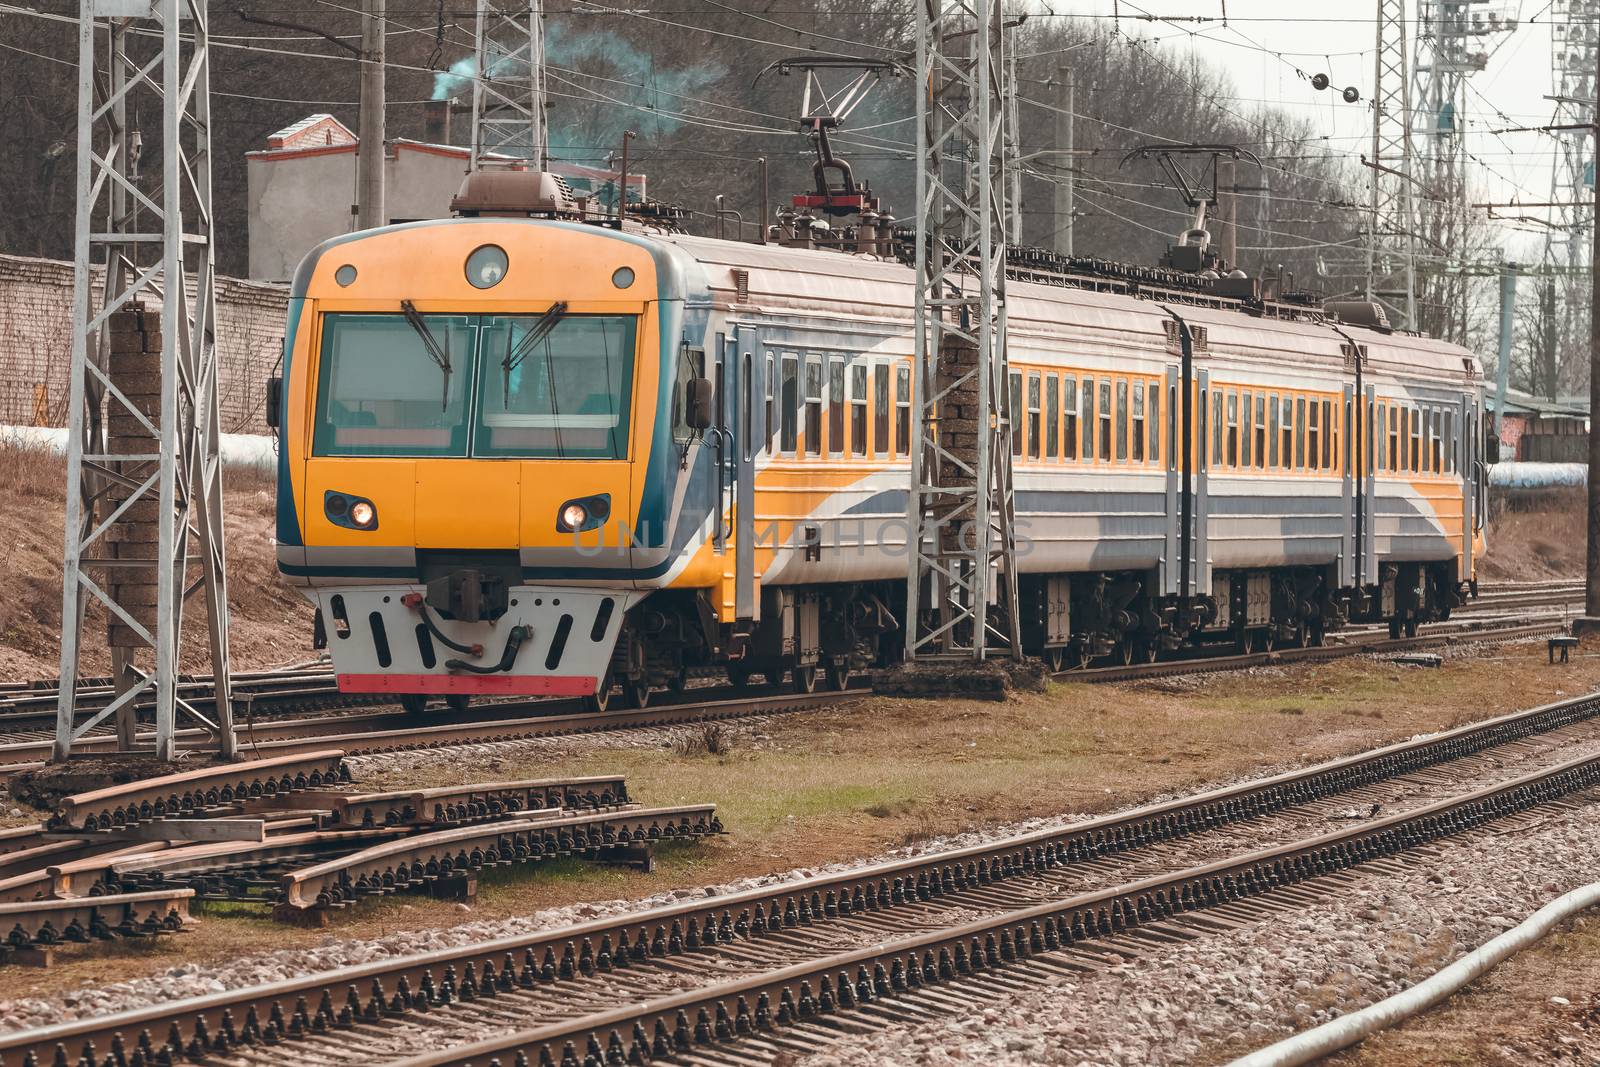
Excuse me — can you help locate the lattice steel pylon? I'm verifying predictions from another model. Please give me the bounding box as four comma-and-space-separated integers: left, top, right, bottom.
904, 0, 1022, 663
470, 0, 547, 169
1544, 0, 1598, 389
1366, 0, 1418, 329
56, 0, 235, 763
1411, 0, 1517, 344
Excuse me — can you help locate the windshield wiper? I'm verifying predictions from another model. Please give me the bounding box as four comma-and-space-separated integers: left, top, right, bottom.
501, 301, 569, 409
400, 299, 453, 410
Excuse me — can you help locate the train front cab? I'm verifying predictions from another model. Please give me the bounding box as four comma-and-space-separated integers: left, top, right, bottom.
274, 218, 702, 711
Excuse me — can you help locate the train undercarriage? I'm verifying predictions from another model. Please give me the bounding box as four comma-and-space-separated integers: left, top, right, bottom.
575, 559, 1471, 711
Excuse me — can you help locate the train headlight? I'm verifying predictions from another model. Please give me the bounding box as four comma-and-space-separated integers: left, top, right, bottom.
325, 491, 379, 531
465, 244, 509, 289
556, 494, 610, 533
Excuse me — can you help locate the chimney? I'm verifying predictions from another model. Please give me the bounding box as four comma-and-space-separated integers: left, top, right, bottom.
424, 98, 453, 146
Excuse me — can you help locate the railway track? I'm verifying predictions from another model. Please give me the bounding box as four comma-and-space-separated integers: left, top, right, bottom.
8, 689, 1600, 1067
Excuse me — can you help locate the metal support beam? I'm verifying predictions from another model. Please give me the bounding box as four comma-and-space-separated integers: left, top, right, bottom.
1053, 71, 1074, 257
1366, 0, 1417, 329
904, 0, 1022, 663
357, 0, 386, 230
1543, 0, 1599, 391
57, 0, 235, 763
470, 0, 547, 169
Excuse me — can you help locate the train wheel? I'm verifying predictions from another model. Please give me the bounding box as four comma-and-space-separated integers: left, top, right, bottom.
727, 663, 755, 689
1261, 628, 1276, 652
620, 677, 652, 709
1077, 645, 1095, 670
1042, 647, 1066, 672
1236, 629, 1257, 655
1308, 622, 1326, 648
1387, 617, 1402, 640
445, 694, 471, 714
667, 669, 688, 696
1291, 621, 1309, 648
1404, 617, 1419, 638
825, 660, 852, 691
1117, 639, 1136, 666
1141, 640, 1159, 664
586, 677, 615, 714
792, 664, 819, 694
400, 694, 429, 715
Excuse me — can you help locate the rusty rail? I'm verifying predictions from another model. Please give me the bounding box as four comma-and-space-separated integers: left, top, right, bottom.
1, 888, 193, 957
281, 805, 721, 910
50, 749, 350, 832
327, 774, 631, 830
6, 690, 1599, 1067
395, 750, 1600, 1067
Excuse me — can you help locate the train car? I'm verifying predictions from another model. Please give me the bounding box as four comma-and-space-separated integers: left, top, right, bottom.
271, 171, 1487, 710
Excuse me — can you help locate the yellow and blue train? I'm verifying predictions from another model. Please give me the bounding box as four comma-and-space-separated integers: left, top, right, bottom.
272, 172, 1486, 711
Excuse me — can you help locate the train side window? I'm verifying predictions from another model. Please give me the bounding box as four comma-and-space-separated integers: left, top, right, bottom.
1081, 377, 1095, 460
828, 357, 845, 455
780, 354, 798, 454
1326, 398, 1336, 473
1211, 387, 1223, 468
1292, 397, 1305, 470
1410, 408, 1422, 472
1045, 374, 1060, 459
1443, 409, 1455, 473
1226, 390, 1239, 468
1115, 379, 1128, 461
765, 354, 776, 452
1132, 382, 1146, 462
1306, 399, 1320, 471
851, 362, 869, 457
1278, 396, 1291, 469
1148, 380, 1160, 465
1098, 380, 1113, 461
1235, 385, 1248, 463
1375, 402, 1385, 471
872, 363, 888, 456
1166, 382, 1176, 471
804, 356, 823, 456
1010, 372, 1024, 457
1254, 394, 1266, 468
896, 365, 911, 455
1063, 377, 1079, 460
1388, 406, 1399, 471
1268, 393, 1280, 468
1027, 372, 1042, 459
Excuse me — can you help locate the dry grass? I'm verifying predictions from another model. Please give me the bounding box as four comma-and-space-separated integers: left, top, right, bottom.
1480, 489, 1585, 583
9, 641, 1600, 1000
0, 442, 310, 679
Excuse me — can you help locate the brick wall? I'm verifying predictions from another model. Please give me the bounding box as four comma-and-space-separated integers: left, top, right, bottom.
0, 253, 289, 435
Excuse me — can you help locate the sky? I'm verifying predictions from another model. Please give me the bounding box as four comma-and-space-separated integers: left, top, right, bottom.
1048, 0, 1577, 265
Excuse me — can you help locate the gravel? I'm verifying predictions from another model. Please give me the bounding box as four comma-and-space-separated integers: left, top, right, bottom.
800, 798, 1600, 1067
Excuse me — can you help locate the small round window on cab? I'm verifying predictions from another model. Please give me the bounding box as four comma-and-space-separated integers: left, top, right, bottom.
334, 264, 357, 287
612, 266, 635, 289
465, 244, 509, 289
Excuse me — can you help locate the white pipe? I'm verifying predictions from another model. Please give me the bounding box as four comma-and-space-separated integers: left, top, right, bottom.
1228, 882, 1600, 1067
0, 425, 276, 473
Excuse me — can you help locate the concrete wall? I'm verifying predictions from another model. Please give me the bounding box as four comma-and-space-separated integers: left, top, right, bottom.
0, 253, 288, 435
247, 146, 471, 283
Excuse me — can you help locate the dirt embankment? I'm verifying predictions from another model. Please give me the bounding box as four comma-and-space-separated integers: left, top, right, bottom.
1478, 489, 1585, 582
0, 445, 313, 681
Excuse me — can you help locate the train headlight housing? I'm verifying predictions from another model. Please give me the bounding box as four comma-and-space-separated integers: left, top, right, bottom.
465, 244, 509, 289
556, 494, 610, 533
325, 491, 379, 531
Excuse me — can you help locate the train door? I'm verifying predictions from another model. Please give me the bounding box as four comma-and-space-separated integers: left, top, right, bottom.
1194, 367, 1212, 595
1162, 364, 1180, 596
734, 324, 763, 624
712, 334, 736, 555
1340, 382, 1355, 589
1362, 383, 1377, 585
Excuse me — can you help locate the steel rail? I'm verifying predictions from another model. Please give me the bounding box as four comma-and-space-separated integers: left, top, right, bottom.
396, 749, 1600, 1067
0, 888, 194, 958
0, 690, 859, 780
6, 689, 1600, 1067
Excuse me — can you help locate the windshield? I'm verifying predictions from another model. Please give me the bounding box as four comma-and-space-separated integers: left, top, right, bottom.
312, 311, 637, 459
